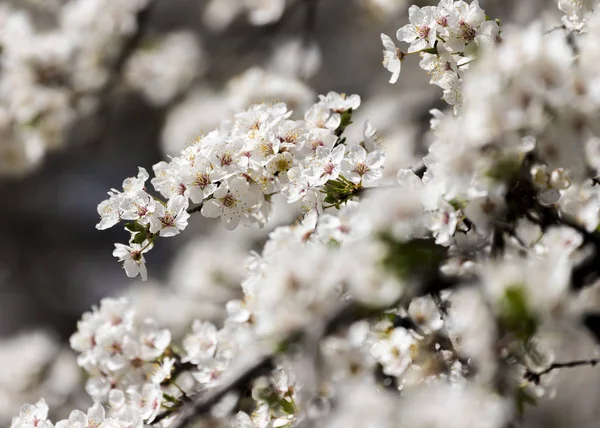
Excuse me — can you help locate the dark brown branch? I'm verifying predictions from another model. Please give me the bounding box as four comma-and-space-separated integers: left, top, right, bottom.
186, 202, 204, 214
157, 270, 464, 427
159, 353, 275, 426
524, 358, 600, 384
88, 1, 155, 147
302, 0, 319, 47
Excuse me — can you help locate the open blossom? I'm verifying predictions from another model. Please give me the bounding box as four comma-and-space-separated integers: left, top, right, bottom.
182, 321, 219, 364
96, 190, 124, 230
96, 168, 151, 230
381, 33, 403, 84
319, 91, 361, 112
55, 403, 105, 428
370, 327, 417, 377
341, 145, 385, 184
149, 195, 190, 237
419, 45, 458, 88
408, 296, 444, 333
181, 157, 219, 203
128, 383, 163, 423
119, 191, 156, 224
201, 177, 262, 230
444, 0, 486, 52
11, 399, 53, 428
138, 319, 171, 360
113, 242, 152, 281
305, 145, 346, 186
396, 5, 437, 52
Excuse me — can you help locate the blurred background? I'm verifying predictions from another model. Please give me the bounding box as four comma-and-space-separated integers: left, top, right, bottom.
3, 0, 600, 426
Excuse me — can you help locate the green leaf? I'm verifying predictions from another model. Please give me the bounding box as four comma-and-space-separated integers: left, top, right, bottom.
322, 177, 360, 208
448, 198, 467, 210
499, 285, 537, 342
379, 235, 447, 281
125, 221, 146, 232
515, 386, 537, 416
279, 398, 295, 414
485, 153, 522, 184
335, 109, 354, 137
132, 230, 147, 244
163, 394, 179, 404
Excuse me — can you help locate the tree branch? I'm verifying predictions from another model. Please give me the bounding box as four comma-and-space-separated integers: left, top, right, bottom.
524, 358, 600, 384
89, 0, 155, 147
157, 269, 464, 427
186, 202, 204, 214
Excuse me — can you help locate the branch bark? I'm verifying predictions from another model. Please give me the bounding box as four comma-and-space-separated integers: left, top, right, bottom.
524, 358, 600, 384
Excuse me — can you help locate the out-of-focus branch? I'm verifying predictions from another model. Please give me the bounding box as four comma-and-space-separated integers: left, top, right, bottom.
302, 0, 319, 47
524, 358, 600, 384
204, 0, 307, 81
89, 0, 156, 147
158, 270, 464, 427
186, 202, 204, 214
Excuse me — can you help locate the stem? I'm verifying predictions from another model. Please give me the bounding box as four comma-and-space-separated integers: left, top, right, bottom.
89, 0, 155, 147
156, 272, 463, 427
457, 59, 475, 68
524, 358, 600, 384
186, 202, 204, 214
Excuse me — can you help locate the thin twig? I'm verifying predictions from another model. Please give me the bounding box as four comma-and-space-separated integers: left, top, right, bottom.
186, 202, 204, 214
524, 358, 600, 384
544, 24, 566, 34
158, 273, 464, 426
89, 0, 156, 147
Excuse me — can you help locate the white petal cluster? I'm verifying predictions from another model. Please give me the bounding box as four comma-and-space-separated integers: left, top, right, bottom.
0, 0, 153, 176
203, 0, 286, 31
161, 67, 316, 156
98, 93, 389, 279
383, 0, 502, 106
69, 298, 171, 404
124, 31, 206, 106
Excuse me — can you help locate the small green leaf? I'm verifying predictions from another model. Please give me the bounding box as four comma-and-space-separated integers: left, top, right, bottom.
499, 285, 537, 342
163, 394, 179, 404
515, 386, 537, 415
125, 221, 146, 232
132, 231, 147, 244
379, 235, 447, 281
335, 109, 354, 137
485, 153, 522, 184
279, 398, 295, 414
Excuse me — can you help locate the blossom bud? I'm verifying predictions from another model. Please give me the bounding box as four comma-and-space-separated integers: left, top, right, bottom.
530, 164, 548, 189
549, 168, 571, 190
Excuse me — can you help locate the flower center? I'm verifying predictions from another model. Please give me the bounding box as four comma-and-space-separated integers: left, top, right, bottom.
221, 192, 237, 208
218, 153, 233, 166
459, 21, 476, 42
323, 163, 336, 175
160, 213, 175, 228
193, 172, 211, 188
353, 163, 369, 176
416, 25, 430, 39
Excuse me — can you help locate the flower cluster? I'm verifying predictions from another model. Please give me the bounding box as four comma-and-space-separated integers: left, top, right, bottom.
12, 0, 600, 427
97, 91, 387, 280
69, 298, 172, 406
381, 0, 502, 105
124, 31, 206, 107
558, 0, 596, 30
203, 0, 287, 31
0, 0, 153, 176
